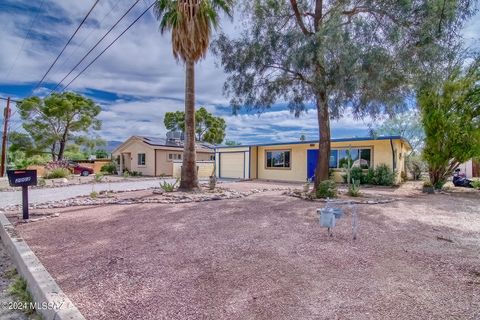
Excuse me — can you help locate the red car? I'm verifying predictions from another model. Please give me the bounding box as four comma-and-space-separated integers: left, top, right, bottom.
68, 161, 94, 176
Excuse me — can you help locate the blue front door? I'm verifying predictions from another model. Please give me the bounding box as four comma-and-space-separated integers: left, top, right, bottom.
307, 149, 318, 181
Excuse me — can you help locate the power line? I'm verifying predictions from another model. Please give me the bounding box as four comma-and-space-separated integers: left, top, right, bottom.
50, 0, 141, 93
61, 2, 155, 92
33, 0, 101, 92
4, 0, 47, 81
55, 0, 123, 78
0, 97, 20, 103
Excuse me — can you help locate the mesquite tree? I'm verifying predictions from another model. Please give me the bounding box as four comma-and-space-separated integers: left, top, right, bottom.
17, 92, 101, 161
419, 58, 480, 188
212, 0, 474, 187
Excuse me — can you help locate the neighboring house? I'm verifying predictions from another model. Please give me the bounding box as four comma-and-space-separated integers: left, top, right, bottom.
215, 136, 412, 183
458, 159, 480, 178
112, 134, 214, 176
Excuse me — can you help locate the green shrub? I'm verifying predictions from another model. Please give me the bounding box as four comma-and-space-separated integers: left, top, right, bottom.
350, 167, 364, 184
44, 168, 70, 179
372, 164, 396, 186
471, 179, 480, 190
159, 179, 178, 192
123, 171, 130, 178
315, 180, 337, 198
90, 191, 98, 198
348, 179, 361, 197
100, 162, 117, 174
364, 168, 375, 184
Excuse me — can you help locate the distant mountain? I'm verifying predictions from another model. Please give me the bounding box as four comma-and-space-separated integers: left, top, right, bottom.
106, 140, 122, 153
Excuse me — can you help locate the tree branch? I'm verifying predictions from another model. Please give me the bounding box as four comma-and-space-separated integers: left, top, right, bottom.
289, 0, 313, 35
314, 0, 322, 31
341, 6, 400, 25
263, 64, 311, 84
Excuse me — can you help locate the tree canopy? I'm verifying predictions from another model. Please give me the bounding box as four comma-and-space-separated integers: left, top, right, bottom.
212, 0, 475, 186
419, 57, 480, 187
164, 106, 226, 144
16, 92, 101, 161
373, 112, 425, 154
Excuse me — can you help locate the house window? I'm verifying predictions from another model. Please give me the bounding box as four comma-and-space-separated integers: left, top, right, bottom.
333, 148, 371, 169
266, 150, 291, 168
168, 153, 182, 161
329, 150, 338, 168
210, 155, 215, 161
137, 153, 146, 166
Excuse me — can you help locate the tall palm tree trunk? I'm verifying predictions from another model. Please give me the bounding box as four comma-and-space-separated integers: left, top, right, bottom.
179, 59, 199, 190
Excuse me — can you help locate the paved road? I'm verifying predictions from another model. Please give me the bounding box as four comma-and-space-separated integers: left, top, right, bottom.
0, 178, 176, 208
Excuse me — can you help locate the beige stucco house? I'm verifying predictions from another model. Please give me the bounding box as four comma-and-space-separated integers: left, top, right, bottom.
215, 136, 412, 184
112, 136, 214, 176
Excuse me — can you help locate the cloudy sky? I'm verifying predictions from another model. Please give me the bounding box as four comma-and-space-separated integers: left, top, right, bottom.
1, 0, 479, 145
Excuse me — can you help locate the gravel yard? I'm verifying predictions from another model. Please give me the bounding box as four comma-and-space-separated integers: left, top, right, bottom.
7, 182, 480, 320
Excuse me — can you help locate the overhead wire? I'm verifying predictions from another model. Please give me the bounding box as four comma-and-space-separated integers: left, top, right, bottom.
32, 0, 101, 92
61, 1, 155, 92
50, 0, 141, 93
54, 0, 123, 81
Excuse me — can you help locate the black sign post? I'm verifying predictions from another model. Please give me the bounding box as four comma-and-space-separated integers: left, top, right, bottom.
7, 170, 37, 220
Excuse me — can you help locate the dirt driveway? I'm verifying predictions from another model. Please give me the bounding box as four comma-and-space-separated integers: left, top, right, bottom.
10, 182, 480, 320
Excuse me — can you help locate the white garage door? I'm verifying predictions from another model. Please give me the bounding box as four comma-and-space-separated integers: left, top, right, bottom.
220, 152, 245, 179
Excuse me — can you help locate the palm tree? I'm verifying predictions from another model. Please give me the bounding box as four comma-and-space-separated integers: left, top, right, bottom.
154, 0, 232, 190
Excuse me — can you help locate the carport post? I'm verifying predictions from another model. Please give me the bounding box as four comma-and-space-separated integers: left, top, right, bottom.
22, 185, 29, 220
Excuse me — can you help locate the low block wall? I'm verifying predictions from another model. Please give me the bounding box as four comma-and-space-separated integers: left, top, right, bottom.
27, 160, 111, 177
173, 161, 215, 179
77, 159, 111, 173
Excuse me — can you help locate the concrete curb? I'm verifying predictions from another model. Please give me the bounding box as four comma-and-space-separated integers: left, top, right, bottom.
0, 213, 86, 320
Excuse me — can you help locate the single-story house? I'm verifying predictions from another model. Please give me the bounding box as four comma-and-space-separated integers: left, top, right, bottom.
215, 136, 412, 183
112, 135, 214, 176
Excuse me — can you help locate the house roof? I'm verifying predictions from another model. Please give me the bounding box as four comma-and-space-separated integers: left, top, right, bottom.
112, 136, 214, 154
215, 135, 413, 151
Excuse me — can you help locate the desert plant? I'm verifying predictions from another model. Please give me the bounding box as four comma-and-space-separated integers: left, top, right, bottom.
159, 179, 179, 192
349, 167, 365, 184
100, 162, 117, 174
45, 160, 70, 170
373, 164, 396, 186
316, 180, 337, 199
44, 168, 70, 179
348, 179, 361, 197
471, 180, 480, 190
94, 173, 104, 183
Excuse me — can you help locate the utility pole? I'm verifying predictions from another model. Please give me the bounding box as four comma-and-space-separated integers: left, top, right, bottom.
1, 97, 11, 177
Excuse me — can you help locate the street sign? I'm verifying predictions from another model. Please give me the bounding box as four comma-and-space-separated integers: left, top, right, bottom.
6, 170, 37, 219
